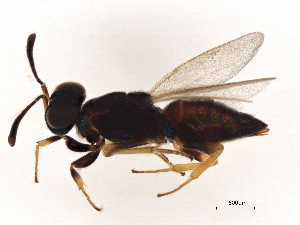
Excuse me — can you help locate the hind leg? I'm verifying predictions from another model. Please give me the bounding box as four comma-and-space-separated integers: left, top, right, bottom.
132, 140, 224, 197
156, 142, 223, 197
132, 141, 222, 174
157, 148, 223, 197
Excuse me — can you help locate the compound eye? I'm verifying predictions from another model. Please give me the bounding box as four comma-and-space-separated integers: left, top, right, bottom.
46, 104, 80, 130
45, 82, 86, 135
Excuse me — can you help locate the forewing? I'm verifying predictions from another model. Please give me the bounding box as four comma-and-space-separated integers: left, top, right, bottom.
150, 32, 264, 97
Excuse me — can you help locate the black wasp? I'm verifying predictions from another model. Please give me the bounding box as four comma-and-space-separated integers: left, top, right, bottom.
8, 32, 275, 211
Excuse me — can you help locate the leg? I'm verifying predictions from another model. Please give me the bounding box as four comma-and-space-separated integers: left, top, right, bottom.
174, 140, 222, 165
35, 135, 92, 183
157, 148, 223, 197
153, 152, 186, 176
174, 141, 222, 173
36, 135, 104, 211
131, 141, 221, 175
132, 160, 200, 174
131, 140, 224, 197
103, 141, 193, 160
103, 141, 193, 176
70, 136, 105, 211
155, 142, 223, 197
70, 149, 102, 211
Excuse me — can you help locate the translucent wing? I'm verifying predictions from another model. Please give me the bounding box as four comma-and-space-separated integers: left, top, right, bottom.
150, 32, 265, 98
152, 78, 275, 110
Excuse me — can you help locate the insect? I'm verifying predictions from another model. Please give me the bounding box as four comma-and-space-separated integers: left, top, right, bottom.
8, 32, 275, 211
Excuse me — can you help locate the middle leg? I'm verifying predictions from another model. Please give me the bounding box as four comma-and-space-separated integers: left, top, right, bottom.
103, 140, 193, 160
69, 136, 105, 211
103, 140, 194, 176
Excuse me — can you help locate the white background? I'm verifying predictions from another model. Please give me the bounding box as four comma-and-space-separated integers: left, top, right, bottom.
0, 1, 299, 224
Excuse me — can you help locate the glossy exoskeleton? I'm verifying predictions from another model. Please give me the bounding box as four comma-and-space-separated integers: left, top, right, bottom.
8, 32, 275, 211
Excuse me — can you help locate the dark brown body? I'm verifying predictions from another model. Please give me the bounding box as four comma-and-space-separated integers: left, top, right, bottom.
76, 91, 267, 155
76, 92, 171, 144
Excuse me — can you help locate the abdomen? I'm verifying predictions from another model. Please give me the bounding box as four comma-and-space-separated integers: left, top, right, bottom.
163, 100, 267, 144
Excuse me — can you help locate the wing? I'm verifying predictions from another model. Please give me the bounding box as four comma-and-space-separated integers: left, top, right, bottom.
150, 32, 265, 98
152, 78, 275, 110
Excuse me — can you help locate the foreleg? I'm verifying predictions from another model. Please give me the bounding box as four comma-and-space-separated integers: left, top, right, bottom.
35, 135, 93, 182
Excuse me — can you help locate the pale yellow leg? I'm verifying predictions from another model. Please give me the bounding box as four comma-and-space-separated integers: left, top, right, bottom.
157, 149, 223, 197
70, 164, 102, 211
35, 136, 63, 183
131, 151, 217, 174
147, 152, 187, 176
132, 162, 200, 173
35, 135, 103, 211
103, 145, 193, 160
